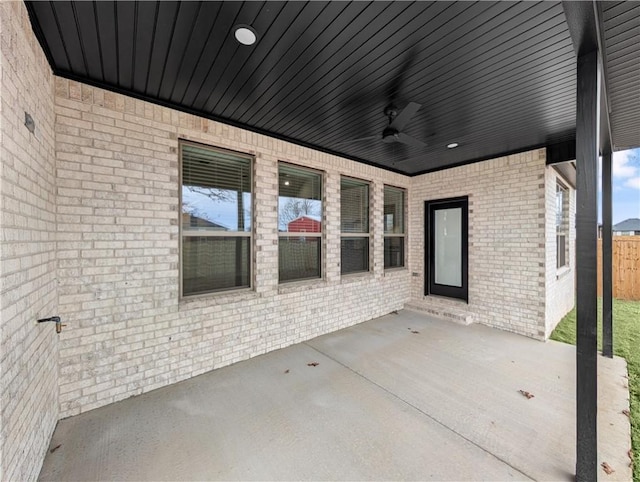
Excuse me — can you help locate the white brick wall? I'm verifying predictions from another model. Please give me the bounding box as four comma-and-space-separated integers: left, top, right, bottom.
544, 167, 576, 337
0, 3, 59, 481
54, 79, 411, 417
407, 150, 548, 339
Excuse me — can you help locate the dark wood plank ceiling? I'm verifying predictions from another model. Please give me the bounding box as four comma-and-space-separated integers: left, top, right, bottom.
601, 2, 640, 151
24, 1, 638, 175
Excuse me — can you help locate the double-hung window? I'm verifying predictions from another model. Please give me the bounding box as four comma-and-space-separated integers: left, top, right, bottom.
556, 182, 569, 269
181, 142, 252, 296
340, 177, 370, 274
278, 163, 323, 282
383, 186, 406, 269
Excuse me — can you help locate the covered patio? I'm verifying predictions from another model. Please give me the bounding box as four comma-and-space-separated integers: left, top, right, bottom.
2, 1, 639, 480
39, 310, 631, 481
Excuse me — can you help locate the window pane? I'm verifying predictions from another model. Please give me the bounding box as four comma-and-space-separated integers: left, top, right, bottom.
182, 144, 252, 232
279, 237, 321, 282
384, 237, 405, 268
426, 198, 468, 302
341, 238, 369, 274
557, 234, 567, 268
556, 183, 569, 269
556, 188, 564, 227
341, 178, 369, 233
434, 208, 462, 287
384, 186, 405, 234
279, 164, 322, 232
183, 237, 250, 295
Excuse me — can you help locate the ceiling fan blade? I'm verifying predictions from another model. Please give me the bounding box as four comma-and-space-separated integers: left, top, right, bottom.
389, 102, 421, 131
334, 135, 380, 148
397, 132, 426, 148
385, 47, 419, 104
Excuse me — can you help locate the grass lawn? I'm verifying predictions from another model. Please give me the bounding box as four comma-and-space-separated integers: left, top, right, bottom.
551, 298, 639, 480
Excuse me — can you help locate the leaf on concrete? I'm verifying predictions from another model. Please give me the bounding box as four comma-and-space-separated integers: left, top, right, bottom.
411, 330, 420, 334
601, 462, 614, 475
284, 369, 290, 374
622, 408, 630, 417
307, 362, 319, 367
518, 390, 535, 399
50, 444, 61, 454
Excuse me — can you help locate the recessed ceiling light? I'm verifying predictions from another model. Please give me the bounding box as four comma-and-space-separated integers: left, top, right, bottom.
234, 25, 257, 46
284, 181, 290, 186
447, 142, 459, 149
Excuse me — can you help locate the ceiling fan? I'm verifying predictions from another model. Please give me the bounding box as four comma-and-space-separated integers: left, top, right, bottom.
337, 102, 426, 149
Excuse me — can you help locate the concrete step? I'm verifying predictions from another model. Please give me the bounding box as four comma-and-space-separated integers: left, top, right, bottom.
404, 302, 474, 326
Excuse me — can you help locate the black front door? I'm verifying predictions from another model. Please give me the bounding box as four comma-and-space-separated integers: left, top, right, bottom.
425, 197, 468, 302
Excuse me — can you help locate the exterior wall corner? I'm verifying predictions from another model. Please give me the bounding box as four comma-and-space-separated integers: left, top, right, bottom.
408, 149, 549, 339
543, 164, 577, 338
0, 2, 59, 480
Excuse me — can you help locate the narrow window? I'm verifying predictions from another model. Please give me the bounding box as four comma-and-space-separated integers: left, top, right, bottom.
278, 163, 323, 282
383, 186, 406, 269
556, 182, 569, 269
181, 142, 252, 296
425, 197, 469, 302
341, 177, 370, 274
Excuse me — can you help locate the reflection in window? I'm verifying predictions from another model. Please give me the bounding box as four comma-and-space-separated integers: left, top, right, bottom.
181, 143, 252, 296
279, 163, 322, 282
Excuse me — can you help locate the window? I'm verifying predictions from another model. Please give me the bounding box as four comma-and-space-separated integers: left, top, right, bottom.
341, 177, 370, 274
181, 142, 252, 296
279, 163, 323, 282
383, 186, 406, 268
556, 182, 569, 269
425, 197, 469, 302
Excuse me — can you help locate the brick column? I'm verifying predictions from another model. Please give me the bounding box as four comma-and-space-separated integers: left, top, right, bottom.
324, 171, 341, 283
254, 154, 279, 294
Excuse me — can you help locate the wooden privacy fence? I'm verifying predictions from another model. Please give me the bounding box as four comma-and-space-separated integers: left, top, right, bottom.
597, 236, 640, 301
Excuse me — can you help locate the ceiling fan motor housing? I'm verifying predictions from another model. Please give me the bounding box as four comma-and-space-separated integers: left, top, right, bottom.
382, 127, 400, 143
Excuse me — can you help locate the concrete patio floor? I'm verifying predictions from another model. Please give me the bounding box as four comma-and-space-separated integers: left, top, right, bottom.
39, 310, 632, 481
